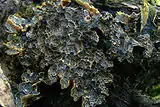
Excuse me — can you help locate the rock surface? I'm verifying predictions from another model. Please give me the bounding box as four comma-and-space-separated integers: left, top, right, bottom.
0, 65, 15, 107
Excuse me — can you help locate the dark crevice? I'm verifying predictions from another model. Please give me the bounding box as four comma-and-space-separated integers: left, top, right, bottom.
24, 80, 82, 107
91, 27, 106, 40
91, 27, 111, 52
133, 46, 145, 58
30, 0, 43, 4
113, 59, 143, 81
154, 42, 160, 50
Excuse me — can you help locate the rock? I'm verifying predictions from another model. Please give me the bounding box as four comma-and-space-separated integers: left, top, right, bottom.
0, 65, 15, 107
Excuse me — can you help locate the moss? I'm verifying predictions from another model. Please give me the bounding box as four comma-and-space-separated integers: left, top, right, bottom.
149, 84, 160, 100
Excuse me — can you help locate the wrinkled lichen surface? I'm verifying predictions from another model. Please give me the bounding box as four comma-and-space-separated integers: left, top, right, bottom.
0, 0, 160, 107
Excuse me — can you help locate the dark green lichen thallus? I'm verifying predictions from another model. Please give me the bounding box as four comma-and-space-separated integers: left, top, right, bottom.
2, 0, 160, 107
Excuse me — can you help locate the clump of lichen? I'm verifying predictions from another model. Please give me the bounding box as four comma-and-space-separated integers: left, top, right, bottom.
15, 1, 114, 106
